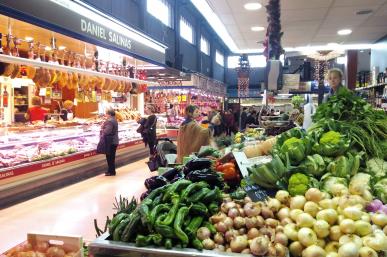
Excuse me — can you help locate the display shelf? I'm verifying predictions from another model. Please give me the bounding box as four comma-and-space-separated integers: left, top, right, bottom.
355, 83, 387, 91
0, 54, 158, 86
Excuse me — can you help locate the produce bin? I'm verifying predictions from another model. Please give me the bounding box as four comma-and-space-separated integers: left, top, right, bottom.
89, 233, 250, 257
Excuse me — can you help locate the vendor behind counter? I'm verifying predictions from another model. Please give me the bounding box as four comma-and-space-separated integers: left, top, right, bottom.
60, 100, 74, 121
24, 96, 48, 122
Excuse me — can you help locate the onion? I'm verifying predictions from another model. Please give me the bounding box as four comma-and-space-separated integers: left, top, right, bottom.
298, 227, 318, 247
314, 220, 330, 238
276, 225, 285, 233
339, 195, 365, 210
281, 217, 294, 226
267, 198, 282, 212
197, 227, 211, 240
358, 247, 378, 257
265, 218, 279, 228
225, 229, 239, 242
275, 243, 287, 257
365, 199, 383, 213
238, 208, 245, 217
383, 225, 387, 235
238, 228, 246, 235
230, 235, 248, 253
329, 225, 342, 241
297, 213, 316, 228
371, 213, 387, 227
276, 190, 291, 205
210, 212, 227, 224
319, 199, 336, 209
215, 244, 226, 252
380, 205, 387, 215
215, 222, 227, 233
244, 196, 252, 203
245, 216, 258, 229
261, 206, 274, 219
268, 243, 277, 257
343, 206, 363, 221
223, 217, 234, 229
221, 201, 236, 213
234, 216, 245, 229
247, 228, 260, 239
243, 202, 261, 217
317, 209, 338, 225
289, 241, 304, 257
260, 227, 275, 239
339, 234, 362, 249
353, 220, 371, 237
340, 219, 356, 234
325, 242, 340, 253
290, 196, 307, 210
362, 230, 387, 251
214, 233, 225, 245
250, 236, 270, 256
322, 192, 331, 199
305, 188, 323, 203
290, 209, 304, 222
338, 215, 345, 224
241, 248, 251, 254
274, 232, 288, 246
256, 215, 265, 228
46, 247, 65, 257
278, 207, 291, 220
228, 208, 240, 218
317, 239, 326, 248
304, 201, 320, 217
327, 252, 339, 257
302, 245, 326, 257
202, 238, 216, 250
361, 214, 371, 223
35, 241, 49, 252
338, 242, 359, 257
284, 223, 299, 241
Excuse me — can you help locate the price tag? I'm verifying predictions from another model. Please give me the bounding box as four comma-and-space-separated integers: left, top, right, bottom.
244, 184, 276, 202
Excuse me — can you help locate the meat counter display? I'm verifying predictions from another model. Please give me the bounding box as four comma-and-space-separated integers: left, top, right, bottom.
0, 121, 142, 170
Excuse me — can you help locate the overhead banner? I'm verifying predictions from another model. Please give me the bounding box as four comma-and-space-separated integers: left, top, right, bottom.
0, 0, 166, 64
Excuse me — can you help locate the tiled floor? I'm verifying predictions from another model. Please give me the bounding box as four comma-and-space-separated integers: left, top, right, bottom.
0, 158, 152, 252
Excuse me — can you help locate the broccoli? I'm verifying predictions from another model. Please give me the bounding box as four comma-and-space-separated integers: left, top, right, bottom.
288, 173, 309, 196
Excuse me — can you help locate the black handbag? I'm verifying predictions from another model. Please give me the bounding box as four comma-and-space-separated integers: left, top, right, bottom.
147, 155, 159, 172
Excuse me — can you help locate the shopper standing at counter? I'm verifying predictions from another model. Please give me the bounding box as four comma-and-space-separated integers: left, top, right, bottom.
60, 100, 74, 121
24, 96, 48, 123
143, 106, 158, 155
176, 105, 211, 163
98, 109, 119, 176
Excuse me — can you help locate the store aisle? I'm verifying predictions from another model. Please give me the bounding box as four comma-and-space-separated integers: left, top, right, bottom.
0, 159, 152, 252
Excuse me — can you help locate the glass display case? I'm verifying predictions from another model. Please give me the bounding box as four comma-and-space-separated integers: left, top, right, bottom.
0, 121, 142, 170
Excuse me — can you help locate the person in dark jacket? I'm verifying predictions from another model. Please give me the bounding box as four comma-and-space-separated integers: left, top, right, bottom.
240, 107, 248, 131
245, 110, 257, 127
100, 108, 119, 176
144, 106, 158, 155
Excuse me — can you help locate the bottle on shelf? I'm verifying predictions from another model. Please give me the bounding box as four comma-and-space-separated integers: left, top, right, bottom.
3, 87, 8, 108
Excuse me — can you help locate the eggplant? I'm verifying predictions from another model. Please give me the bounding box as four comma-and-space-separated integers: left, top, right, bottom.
161, 168, 180, 181
184, 158, 212, 173
140, 190, 150, 201
144, 176, 168, 190
170, 172, 185, 183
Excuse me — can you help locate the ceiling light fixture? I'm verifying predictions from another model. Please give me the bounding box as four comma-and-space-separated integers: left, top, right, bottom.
327, 42, 340, 47
244, 2, 262, 10
251, 26, 265, 32
58, 46, 66, 50
337, 29, 352, 36
25, 37, 34, 42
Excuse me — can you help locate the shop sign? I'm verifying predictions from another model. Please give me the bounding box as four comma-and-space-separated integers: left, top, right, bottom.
158, 80, 183, 87
0, 0, 166, 64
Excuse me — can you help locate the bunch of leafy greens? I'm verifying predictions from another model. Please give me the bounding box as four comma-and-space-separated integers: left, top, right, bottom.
310, 87, 387, 159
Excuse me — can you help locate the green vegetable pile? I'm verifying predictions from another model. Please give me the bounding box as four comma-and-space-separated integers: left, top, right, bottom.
108, 180, 222, 249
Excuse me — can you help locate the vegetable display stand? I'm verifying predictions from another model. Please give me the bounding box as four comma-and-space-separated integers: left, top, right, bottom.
89, 233, 249, 257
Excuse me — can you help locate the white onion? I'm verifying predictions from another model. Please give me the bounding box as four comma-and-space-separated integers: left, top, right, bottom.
314, 220, 330, 238
339, 234, 362, 249
305, 188, 323, 203
343, 206, 363, 221
319, 199, 336, 209
325, 241, 340, 253
358, 247, 378, 257
329, 225, 342, 241
297, 212, 316, 228
290, 209, 304, 222
304, 201, 320, 217
284, 223, 299, 241
267, 198, 282, 212
276, 190, 291, 205
340, 219, 356, 234
298, 227, 318, 247
275, 242, 287, 257
274, 232, 288, 246
250, 236, 269, 256
233, 216, 245, 229
302, 245, 326, 257
289, 241, 304, 257
354, 220, 372, 236
291, 196, 307, 210
327, 252, 339, 257
360, 214, 371, 223
277, 207, 291, 220
317, 239, 326, 248
371, 213, 387, 227
338, 242, 359, 257
362, 230, 387, 251
317, 209, 338, 225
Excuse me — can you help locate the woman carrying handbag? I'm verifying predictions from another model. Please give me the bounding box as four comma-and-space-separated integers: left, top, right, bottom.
97, 109, 119, 176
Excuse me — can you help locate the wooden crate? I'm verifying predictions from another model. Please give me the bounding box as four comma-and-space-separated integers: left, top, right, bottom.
1, 233, 83, 257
